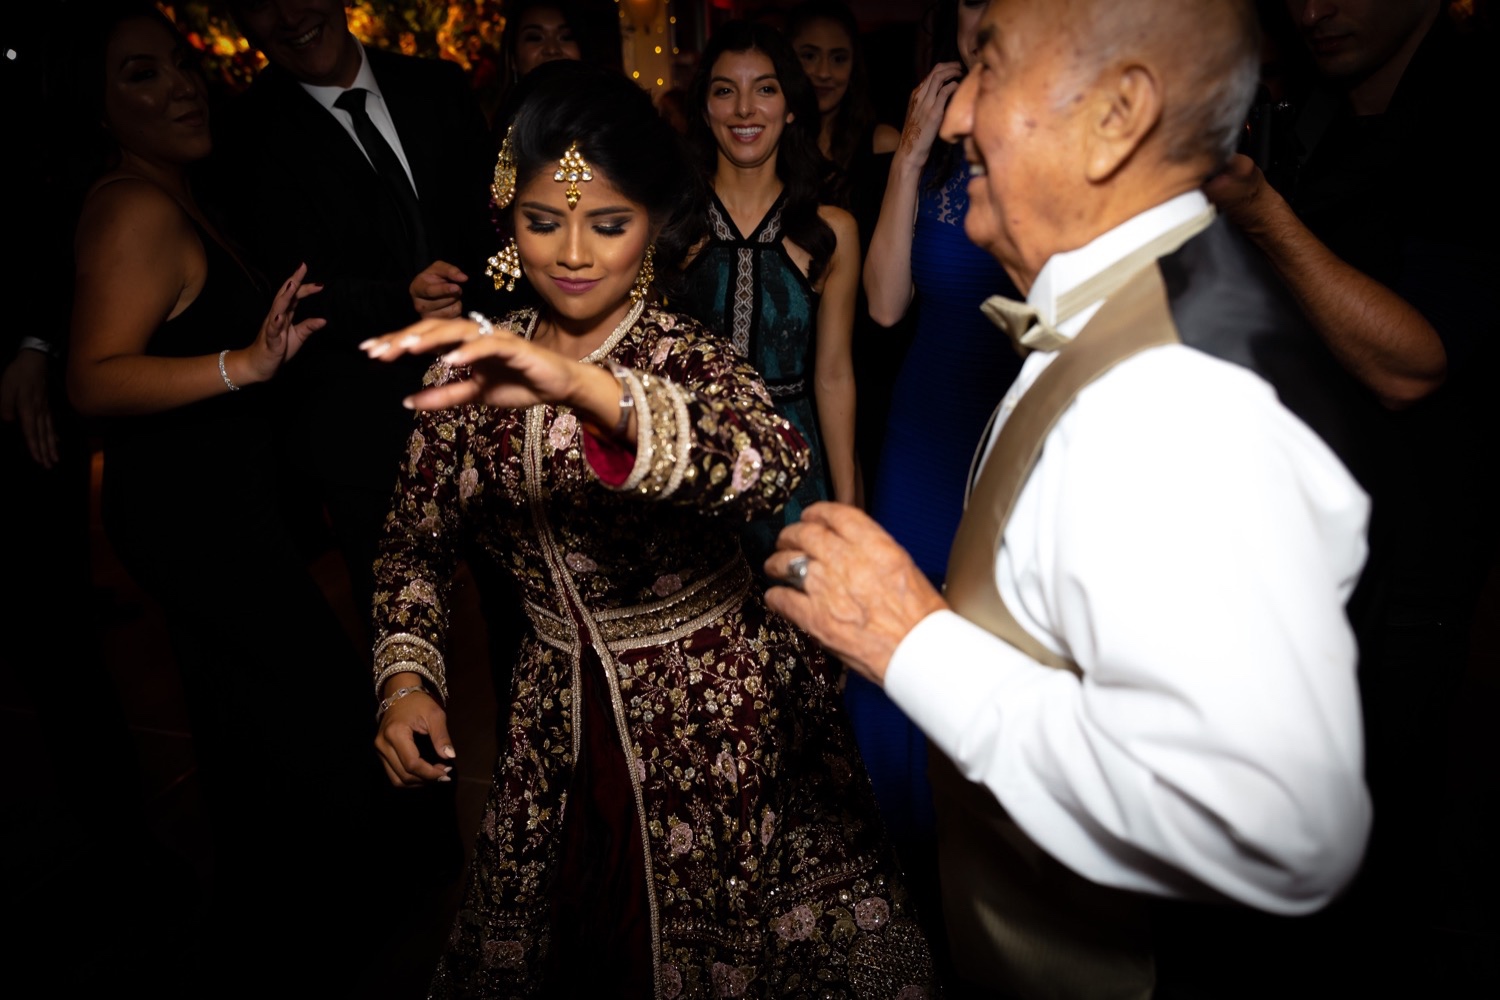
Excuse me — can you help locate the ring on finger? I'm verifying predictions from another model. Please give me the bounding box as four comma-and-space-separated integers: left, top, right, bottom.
784, 554, 811, 592
468, 311, 495, 337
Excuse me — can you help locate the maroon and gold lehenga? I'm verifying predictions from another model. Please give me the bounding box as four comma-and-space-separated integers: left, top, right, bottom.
372, 305, 934, 999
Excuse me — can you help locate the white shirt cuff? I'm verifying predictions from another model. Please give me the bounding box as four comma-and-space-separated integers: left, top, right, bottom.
885, 608, 1058, 768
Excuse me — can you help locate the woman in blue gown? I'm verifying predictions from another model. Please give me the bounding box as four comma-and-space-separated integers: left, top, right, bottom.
852, 0, 1023, 948
678, 19, 862, 570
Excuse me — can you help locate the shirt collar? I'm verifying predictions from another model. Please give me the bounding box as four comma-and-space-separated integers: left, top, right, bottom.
298, 40, 383, 111
1029, 190, 1211, 338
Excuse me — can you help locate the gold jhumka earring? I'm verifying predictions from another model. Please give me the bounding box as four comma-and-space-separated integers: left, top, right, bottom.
487, 240, 523, 293
631, 244, 656, 303
554, 140, 592, 209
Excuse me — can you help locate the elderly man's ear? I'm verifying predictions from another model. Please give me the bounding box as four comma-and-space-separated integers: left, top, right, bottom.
1084, 64, 1163, 183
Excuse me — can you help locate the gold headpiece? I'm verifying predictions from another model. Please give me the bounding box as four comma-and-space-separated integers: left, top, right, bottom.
491, 125, 517, 209
554, 140, 592, 209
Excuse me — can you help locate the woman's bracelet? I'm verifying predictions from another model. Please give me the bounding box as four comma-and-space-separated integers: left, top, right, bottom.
218, 349, 240, 391
606, 362, 634, 437
377, 683, 428, 719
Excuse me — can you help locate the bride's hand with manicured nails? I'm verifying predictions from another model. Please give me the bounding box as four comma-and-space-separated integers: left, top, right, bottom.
374, 677, 455, 787
360, 316, 634, 439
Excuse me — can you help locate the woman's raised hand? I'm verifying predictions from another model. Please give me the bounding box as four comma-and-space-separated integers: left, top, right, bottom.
360, 315, 586, 413
242, 262, 325, 383
898, 61, 963, 165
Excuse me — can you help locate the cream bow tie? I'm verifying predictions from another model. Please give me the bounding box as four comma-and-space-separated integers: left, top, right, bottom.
980, 296, 1070, 354
979, 204, 1219, 357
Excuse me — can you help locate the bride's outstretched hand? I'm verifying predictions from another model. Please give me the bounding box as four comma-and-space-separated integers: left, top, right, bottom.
360, 314, 584, 412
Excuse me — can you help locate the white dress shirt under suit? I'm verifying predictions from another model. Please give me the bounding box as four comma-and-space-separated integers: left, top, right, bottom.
886, 191, 1373, 916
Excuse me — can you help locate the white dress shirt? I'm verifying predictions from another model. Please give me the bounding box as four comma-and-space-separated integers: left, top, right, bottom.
885, 191, 1373, 916
300, 41, 418, 191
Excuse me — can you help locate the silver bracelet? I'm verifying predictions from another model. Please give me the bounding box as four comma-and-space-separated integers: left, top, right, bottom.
376, 683, 428, 720
468, 311, 495, 337
218, 349, 240, 391
606, 363, 634, 437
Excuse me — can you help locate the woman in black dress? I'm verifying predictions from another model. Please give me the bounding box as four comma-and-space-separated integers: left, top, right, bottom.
64, 5, 377, 989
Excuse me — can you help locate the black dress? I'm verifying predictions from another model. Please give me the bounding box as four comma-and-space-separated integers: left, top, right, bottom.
98, 220, 379, 990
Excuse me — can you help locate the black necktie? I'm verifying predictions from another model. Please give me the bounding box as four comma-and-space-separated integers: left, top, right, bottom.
333, 87, 429, 267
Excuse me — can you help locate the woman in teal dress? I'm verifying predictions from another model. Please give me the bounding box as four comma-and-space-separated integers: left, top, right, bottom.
679, 19, 862, 569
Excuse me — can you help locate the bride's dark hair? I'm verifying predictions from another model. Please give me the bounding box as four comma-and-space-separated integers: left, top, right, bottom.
504, 60, 706, 301
687, 19, 837, 286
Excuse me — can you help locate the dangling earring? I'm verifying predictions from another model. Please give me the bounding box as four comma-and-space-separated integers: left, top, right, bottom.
631, 244, 656, 303
487, 239, 523, 292
491, 125, 517, 209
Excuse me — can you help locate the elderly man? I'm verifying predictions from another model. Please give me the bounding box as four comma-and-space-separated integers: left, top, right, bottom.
766, 0, 1374, 995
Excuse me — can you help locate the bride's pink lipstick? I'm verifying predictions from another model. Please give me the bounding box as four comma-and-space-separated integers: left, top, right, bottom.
550, 276, 600, 294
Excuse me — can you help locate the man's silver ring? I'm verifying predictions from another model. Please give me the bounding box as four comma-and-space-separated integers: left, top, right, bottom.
468, 311, 495, 337
784, 554, 811, 592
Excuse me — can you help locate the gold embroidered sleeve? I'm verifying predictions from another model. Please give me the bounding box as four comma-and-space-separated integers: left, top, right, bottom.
369, 360, 475, 702
596, 323, 809, 518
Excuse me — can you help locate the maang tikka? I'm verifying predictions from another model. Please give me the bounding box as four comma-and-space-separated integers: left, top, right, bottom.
554, 140, 592, 208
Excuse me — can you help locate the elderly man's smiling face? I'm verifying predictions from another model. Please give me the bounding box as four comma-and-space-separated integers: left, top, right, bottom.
939, 0, 1097, 290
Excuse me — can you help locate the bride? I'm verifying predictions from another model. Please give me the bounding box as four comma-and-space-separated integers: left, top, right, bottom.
360, 62, 934, 999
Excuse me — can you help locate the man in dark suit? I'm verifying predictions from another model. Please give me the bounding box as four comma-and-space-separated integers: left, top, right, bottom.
214, 0, 500, 617
212, 0, 507, 921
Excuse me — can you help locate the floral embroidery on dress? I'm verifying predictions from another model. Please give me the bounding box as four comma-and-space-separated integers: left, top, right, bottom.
730, 447, 762, 494
715, 749, 737, 787
565, 551, 597, 574
401, 579, 438, 606
855, 896, 891, 931
775, 904, 817, 942
711, 962, 750, 998
760, 808, 776, 847
652, 336, 677, 366
407, 430, 425, 467
548, 412, 579, 452
481, 939, 526, 969
652, 573, 683, 597
668, 819, 693, 855
457, 466, 479, 501
660, 962, 683, 998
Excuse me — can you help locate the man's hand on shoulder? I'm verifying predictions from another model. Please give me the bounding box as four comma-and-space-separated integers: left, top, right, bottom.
765, 503, 947, 686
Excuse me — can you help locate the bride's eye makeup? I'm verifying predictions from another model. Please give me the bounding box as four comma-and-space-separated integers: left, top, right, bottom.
523, 212, 558, 234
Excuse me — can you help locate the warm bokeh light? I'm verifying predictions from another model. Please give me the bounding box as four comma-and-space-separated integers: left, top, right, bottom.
161, 0, 508, 94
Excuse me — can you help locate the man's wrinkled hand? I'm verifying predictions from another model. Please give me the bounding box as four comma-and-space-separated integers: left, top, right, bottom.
764, 502, 947, 686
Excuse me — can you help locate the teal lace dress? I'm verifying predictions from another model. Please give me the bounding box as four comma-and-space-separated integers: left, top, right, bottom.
680, 189, 827, 568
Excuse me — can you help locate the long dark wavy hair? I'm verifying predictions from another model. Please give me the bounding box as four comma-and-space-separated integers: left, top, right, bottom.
785, 0, 878, 173
503, 60, 705, 302
687, 19, 836, 286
